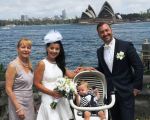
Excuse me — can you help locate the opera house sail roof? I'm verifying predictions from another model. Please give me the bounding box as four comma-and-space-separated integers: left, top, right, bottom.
81, 5, 96, 19
80, 1, 119, 24
98, 1, 115, 19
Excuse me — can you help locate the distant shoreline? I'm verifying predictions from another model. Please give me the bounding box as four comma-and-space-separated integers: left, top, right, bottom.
0, 20, 150, 27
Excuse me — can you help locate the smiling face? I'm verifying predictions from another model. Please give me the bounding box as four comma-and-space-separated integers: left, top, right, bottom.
97, 23, 113, 44
47, 43, 60, 61
17, 39, 32, 59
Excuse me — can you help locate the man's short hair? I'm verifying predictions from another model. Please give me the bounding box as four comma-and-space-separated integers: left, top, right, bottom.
96, 22, 111, 31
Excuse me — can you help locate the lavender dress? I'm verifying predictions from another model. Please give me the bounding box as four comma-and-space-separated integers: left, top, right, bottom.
8, 58, 35, 120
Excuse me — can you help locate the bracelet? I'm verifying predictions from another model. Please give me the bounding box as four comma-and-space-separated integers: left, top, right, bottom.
16, 107, 22, 113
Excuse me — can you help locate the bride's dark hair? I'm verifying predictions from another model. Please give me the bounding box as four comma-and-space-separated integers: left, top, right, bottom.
46, 41, 66, 76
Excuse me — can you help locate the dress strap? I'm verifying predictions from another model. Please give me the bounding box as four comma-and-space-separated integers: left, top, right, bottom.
10, 58, 22, 74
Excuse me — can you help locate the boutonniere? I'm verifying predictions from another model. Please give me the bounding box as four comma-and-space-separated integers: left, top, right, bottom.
116, 51, 125, 60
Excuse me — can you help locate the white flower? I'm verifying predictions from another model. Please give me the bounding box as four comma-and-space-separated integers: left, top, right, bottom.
116, 51, 125, 60
70, 82, 77, 93
50, 77, 77, 109
57, 78, 65, 85
58, 86, 64, 91
65, 85, 70, 93
55, 77, 77, 96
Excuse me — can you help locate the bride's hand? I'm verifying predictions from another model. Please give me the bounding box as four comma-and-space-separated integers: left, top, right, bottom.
74, 66, 96, 73
52, 90, 62, 99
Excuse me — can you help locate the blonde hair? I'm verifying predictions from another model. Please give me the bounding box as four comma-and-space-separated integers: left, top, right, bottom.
78, 81, 90, 89
17, 38, 32, 48
17, 38, 32, 71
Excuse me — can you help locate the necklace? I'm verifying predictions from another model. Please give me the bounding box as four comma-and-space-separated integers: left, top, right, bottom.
18, 57, 29, 68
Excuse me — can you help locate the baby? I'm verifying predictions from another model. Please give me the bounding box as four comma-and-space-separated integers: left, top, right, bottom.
75, 81, 106, 120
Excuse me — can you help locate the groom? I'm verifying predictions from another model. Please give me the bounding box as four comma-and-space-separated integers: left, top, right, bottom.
95, 22, 143, 120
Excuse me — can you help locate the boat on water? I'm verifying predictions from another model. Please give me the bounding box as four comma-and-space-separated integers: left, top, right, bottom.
1, 24, 16, 29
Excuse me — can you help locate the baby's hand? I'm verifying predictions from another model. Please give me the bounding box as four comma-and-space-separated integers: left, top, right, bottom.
92, 88, 100, 99
94, 88, 99, 94
74, 92, 79, 97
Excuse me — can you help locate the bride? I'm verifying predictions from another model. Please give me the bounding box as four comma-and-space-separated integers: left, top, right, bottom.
34, 30, 76, 120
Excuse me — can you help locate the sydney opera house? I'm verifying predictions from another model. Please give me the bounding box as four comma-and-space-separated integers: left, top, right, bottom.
79, 1, 122, 24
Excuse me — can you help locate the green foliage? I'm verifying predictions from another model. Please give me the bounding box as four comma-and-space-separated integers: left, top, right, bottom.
121, 12, 150, 21
144, 70, 150, 75
0, 18, 78, 26
146, 84, 150, 89
0, 64, 5, 72
135, 111, 150, 120
0, 64, 6, 81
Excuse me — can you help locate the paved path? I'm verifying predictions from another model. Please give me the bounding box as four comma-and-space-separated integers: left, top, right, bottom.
135, 75, 150, 118
143, 75, 150, 83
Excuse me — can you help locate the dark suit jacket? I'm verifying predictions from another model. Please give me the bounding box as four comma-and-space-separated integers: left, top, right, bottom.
96, 39, 143, 98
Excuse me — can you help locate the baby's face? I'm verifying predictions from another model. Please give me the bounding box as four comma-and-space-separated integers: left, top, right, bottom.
78, 84, 88, 96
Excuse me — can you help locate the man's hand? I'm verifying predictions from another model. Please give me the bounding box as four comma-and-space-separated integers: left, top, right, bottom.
133, 89, 141, 96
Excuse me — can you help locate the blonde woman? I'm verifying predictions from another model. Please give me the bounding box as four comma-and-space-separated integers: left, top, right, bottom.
5, 38, 35, 120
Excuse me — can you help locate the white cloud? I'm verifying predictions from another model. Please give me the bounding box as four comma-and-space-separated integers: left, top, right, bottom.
0, 0, 149, 20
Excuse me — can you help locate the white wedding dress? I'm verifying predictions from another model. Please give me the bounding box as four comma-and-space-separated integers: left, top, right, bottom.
36, 59, 73, 120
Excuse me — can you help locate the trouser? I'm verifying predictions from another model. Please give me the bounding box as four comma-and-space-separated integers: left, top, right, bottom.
110, 92, 135, 120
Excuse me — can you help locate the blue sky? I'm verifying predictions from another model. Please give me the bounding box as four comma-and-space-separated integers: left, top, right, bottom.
0, 0, 149, 20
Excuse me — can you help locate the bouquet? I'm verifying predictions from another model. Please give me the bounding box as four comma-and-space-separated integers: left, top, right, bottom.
50, 77, 77, 109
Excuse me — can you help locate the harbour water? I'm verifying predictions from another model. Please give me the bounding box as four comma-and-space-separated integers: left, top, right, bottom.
0, 22, 150, 119
0, 22, 150, 69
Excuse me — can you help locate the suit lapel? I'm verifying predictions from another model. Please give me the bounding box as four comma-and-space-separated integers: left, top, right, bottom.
112, 39, 119, 74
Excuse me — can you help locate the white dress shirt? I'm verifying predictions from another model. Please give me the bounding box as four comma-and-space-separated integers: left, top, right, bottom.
104, 38, 116, 73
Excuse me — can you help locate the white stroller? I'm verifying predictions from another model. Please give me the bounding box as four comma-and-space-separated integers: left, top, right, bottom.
69, 71, 115, 120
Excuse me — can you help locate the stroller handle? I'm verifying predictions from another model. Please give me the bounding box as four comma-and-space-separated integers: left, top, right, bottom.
69, 93, 115, 111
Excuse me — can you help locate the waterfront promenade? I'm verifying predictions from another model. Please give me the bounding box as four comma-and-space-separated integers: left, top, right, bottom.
135, 75, 150, 119
0, 75, 150, 119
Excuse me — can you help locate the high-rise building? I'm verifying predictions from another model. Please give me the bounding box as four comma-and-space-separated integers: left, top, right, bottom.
147, 8, 150, 14
21, 15, 28, 21
62, 9, 67, 20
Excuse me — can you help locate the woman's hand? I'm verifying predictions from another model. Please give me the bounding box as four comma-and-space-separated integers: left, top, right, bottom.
74, 67, 96, 73
17, 109, 25, 120
74, 67, 84, 73
52, 90, 62, 99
